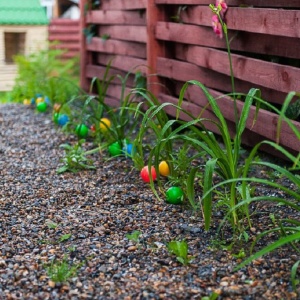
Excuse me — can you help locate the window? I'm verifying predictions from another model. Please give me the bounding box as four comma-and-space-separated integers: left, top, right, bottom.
4, 32, 26, 64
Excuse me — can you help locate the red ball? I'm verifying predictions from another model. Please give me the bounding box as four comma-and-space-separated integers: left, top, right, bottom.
140, 166, 157, 183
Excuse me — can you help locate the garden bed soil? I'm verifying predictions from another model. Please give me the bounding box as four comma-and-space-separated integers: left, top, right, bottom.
0, 103, 299, 300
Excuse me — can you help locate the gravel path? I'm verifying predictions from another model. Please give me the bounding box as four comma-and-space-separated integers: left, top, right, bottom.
0, 104, 299, 300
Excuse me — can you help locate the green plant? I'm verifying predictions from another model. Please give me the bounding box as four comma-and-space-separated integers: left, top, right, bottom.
201, 292, 220, 300
285, 98, 300, 120
59, 233, 72, 243
170, 5, 187, 23
167, 240, 194, 265
68, 61, 143, 153
125, 230, 142, 243
57, 139, 96, 174
9, 44, 79, 103
45, 255, 83, 283
45, 220, 58, 229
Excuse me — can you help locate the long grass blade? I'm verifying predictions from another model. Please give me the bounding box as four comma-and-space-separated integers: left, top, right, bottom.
203, 158, 218, 230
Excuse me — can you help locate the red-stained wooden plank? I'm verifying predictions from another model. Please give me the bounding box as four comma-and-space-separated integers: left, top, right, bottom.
98, 25, 147, 43
48, 25, 79, 33
106, 83, 133, 100
104, 95, 121, 108
52, 42, 80, 50
155, 0, 300, 8
159, 90, 300, 153
50, 19, 79, 25
175, 44, 300, 96
180, 6, 300, 38
49, 34, 80, 42
60, 51, 79, 59
156, 22, 300, 59
97, 54, 148, 75
100, 0, 146, 10
87, 38, 146, 58
85, 64, 136, 87
87, 10, 146, 25
157, 57, 286, 105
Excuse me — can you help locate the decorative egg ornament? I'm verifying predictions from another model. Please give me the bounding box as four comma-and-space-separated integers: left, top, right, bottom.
123, 143, 135, 157
23, 99, 31, 105
140, 166, 157, 183
159, 161, 170, 176
99, 118, 111, 132
36, 102, 47, 112
36, 97, 44, 104
44, 96, 50, 104
57, 114, 69, 126
31, 98, 36, 105
108, 142, 122, 156
53, 103, 61, 112
166, 187, 184, 205
90, 124, 96, 132
75, 124, 89, 138
53, 113, 60, 124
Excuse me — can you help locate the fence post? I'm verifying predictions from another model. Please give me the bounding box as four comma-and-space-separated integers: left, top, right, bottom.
79, 0, 89, 91
147, 0, 165, 98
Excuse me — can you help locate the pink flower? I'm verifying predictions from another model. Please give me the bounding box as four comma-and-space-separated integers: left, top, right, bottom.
212, 15, 223, 38
216, 0, 228, 15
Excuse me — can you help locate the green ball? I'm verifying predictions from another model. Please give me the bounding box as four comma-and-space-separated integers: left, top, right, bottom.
166, 187, 184, 204
75, 124, 89, 138
36, 102, 47, 112
108, 142, 122, 156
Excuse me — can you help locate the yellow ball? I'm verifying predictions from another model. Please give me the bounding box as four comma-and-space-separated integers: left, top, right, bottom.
36, 97, 44, 104
100, 118, 111, 132
159, 161, 170, 177
23, 99, 31, 105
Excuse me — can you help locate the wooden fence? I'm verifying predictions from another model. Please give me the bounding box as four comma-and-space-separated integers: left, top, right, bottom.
79, 0, 300, 154
49, 19, 80, 59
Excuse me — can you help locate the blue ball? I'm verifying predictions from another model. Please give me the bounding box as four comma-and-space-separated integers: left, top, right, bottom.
123, 143, 135, 156
58, 114, 69, 126
44, 96, 50, 104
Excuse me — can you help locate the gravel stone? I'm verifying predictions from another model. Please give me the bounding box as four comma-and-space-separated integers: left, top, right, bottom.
0, 104, 299, 299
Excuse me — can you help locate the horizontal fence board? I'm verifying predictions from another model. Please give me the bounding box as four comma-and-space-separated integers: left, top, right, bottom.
87, 10, 146, 25
85, 64, 136, 87
157, 58, 286, 105
196, 87, 300, 152
49, 25, 79, 33
52, 42, 80, 50
180, 7, 300, 38
87, 38, 146, 58
98, 25, 147, 43
50, 19, 79, 25
100, 0, 147, 10
156, 22, 300, 59
106, 83, 132, 100
49, 34, 80, 41
155, 0, 300, 8
104, 95, 121, 107
159, 88, 300, 152
97, 54, 148, 75
176, 44, 300, 97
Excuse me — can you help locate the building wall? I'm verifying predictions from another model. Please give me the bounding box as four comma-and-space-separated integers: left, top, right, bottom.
0, 25, 48, 91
